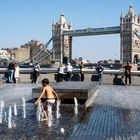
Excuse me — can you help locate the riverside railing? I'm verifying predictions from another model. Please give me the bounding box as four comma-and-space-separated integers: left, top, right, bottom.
0, 67, 140, 74
1, 68, 140, 84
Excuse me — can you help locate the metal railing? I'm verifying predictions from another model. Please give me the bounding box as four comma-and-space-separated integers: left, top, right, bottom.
0, 68, 140, 75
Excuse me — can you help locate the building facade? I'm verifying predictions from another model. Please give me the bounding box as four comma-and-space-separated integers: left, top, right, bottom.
20, 40, 50, 64
0, 49, 10, 65
120, 5, 140, 63
8, 47, 30, 63
5, 40, 50, 65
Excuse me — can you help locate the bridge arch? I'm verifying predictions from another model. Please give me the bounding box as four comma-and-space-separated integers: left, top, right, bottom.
133, 54, 139, 64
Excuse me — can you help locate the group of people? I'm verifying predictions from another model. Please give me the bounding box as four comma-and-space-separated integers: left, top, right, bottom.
95, 61, 132, 86
5, 62, 41, 84
56, 61, 132, 85
33, 62, 103, 121
34, 61, 132, 121
113, 62, 132, 86
79, 61, 132, 86
4, 61, 132, 121
6, 62, 19, 83
57, 62, 73, 82
113, 75, 125, 85
57, 61, 89, 82
4, 61, 133, 86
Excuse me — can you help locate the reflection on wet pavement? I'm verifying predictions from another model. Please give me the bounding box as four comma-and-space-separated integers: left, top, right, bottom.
1, 84, 140, 140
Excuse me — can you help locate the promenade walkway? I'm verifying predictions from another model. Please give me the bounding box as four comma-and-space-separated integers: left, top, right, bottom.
0, 83, 140, 140
70, 85, 140, 140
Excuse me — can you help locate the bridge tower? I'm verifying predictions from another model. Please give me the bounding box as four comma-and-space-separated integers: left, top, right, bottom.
52, 14, 72, 64
120, 5, 140, 63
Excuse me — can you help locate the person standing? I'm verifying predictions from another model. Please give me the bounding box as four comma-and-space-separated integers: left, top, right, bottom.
96, 63, 104, 85
34, 78, 60, 120
66, 63, 73, 81
79, 61, 84, 81
7, 62, 15, 83
32, 63, 40, 83
57, 64, 65, 82
14, 64, 20, 83
123, 62, 132, 85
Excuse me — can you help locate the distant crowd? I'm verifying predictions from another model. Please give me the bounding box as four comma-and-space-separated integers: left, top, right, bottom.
1, 61, 132, 86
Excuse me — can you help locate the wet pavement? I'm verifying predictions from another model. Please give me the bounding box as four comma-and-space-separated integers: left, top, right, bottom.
1, 83, 140, 140
70, 85, 140, 140
0, 83, 89, 140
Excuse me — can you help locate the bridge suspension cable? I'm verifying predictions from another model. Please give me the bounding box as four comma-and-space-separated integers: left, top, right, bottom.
30, 37, 53, 62
134, 31, 140, 40
19, 37, 53, 64
37, 48, 54, 64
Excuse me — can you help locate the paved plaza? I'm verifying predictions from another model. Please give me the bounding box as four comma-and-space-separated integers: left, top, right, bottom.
70, 85, 140, 140
0, 83, 140, 140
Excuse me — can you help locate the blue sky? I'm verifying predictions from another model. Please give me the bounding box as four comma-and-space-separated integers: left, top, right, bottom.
0, 0, 140, 62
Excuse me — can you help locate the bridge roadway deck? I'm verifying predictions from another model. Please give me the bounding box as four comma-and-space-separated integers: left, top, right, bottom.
0, 83, 140, 140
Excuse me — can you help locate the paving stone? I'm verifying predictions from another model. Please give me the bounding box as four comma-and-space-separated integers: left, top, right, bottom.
1, 83, 140, 140
70, 85, 140, 140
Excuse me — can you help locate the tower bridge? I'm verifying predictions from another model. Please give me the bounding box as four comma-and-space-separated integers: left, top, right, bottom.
51, 5, 140, 64
16, 5, 140, 65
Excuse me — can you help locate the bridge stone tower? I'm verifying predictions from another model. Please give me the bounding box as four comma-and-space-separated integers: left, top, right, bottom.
120, 5, 140, 63
52, 14, 72, 64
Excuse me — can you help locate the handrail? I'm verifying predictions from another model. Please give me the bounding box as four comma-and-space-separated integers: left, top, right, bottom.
0, 68, 140, 76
